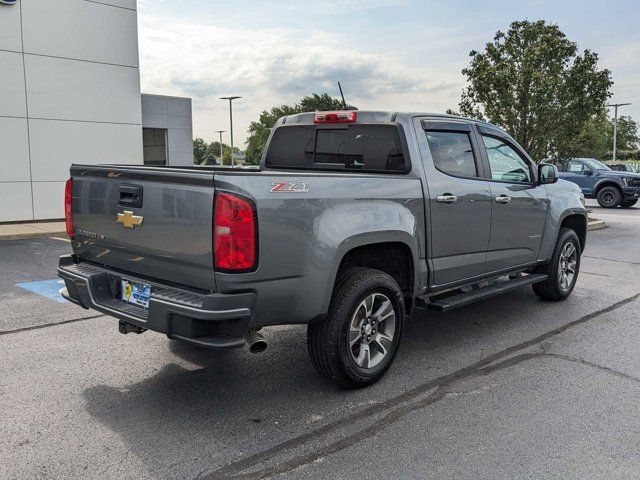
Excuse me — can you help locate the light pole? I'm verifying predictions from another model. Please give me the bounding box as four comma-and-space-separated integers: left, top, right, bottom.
605, 102, 631, 162
214, 130, 226, 165
219, 96, 241, 166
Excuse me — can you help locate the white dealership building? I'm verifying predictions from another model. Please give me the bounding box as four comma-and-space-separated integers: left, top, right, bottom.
0, 0, 193, 222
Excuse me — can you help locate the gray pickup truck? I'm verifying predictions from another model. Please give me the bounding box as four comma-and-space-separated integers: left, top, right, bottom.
59, 111, 587, 388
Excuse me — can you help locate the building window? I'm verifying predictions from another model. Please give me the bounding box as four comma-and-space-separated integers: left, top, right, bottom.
143, 128, 168, 166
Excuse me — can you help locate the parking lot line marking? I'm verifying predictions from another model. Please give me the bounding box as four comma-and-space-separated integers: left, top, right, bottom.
49, 236, 71, 243
16, 279, 67, 303
0, 313, 105, 336
583, 255, 640, 266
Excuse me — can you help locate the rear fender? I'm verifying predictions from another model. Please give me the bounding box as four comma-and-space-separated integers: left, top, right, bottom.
313, 200, 422, 317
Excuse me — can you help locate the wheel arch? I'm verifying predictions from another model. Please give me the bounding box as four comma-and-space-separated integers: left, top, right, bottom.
560, 214, 587, 252
594, 180, 623, 196
318, 234, 420, 320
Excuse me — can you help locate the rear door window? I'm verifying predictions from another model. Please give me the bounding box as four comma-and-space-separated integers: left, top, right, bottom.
265, 125, 407, 172
425, 131, 478, 178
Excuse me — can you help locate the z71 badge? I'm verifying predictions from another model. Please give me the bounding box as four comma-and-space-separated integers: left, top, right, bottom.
270, 182, 310, 193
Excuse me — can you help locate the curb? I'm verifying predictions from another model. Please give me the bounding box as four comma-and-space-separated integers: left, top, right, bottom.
0, 231, 67, 241
0, 222, 67, 241
587, 218, 606, 231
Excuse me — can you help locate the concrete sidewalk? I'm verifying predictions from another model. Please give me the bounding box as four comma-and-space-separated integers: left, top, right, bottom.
0, 221, 67, 241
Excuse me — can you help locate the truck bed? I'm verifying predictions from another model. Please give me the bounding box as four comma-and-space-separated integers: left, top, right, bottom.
68, 162, 425, 325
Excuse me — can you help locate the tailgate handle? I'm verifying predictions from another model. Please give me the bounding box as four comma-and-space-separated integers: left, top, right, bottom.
118, 184, 143, 208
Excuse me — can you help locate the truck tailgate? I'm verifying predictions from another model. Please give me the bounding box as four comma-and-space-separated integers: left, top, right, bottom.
69, 165, 216, 291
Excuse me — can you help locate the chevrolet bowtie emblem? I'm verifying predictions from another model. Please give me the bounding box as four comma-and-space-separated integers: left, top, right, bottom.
116, 210, 144, 229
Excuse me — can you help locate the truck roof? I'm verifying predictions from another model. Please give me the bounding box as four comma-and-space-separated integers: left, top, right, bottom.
280, 110, 500, 130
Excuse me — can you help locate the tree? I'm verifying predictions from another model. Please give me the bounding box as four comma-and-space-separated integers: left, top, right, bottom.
563, 112, 640, 160
613, 115, 639, 151
453, 20, 612, 162
193, 138, 208, 164
193, 139, 246, 166
245, 93, 346, 164
562, 109, 611, 160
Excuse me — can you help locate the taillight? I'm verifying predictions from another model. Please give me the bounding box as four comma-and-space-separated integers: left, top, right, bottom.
213, 192, 256, 271
65, 178, 73, 239
314, 111, 357, 124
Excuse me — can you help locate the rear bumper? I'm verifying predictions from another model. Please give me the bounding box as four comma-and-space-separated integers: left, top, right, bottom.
57, 255, 255, 349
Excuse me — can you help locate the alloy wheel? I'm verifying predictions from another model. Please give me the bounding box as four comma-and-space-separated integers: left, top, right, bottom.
558, 242, 578, 291
348, 293, 396, 369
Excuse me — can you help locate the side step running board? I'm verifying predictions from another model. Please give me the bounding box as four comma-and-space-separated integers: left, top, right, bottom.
427, 274, 548, 312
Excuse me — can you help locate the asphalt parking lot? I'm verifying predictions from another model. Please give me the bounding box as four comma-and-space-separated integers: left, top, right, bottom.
1, 200, 639, 479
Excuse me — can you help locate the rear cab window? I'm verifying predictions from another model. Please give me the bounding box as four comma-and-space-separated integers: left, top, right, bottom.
265, 124, 408, 173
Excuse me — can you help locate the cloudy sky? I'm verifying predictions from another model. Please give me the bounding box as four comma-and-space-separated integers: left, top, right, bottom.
137, 0, 640, 147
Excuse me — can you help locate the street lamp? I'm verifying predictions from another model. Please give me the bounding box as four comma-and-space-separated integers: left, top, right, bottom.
219, 96, 241, 167
605, 102, 631, 163
214, 130, 226, 165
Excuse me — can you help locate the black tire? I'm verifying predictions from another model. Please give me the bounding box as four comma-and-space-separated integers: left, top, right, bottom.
307, 267, 405, 388
621, 199, 638, 208
532, 228, 581, 301
596, 186, 622, 208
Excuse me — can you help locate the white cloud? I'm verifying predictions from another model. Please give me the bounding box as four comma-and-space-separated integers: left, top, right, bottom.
138, 15, 462, 146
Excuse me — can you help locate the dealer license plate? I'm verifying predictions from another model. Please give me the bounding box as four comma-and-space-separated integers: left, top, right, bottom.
120, 279, 151, 309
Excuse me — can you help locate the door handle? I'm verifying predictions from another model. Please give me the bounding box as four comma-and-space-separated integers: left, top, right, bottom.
436, 194, 458, 204
495, 195, 511, 204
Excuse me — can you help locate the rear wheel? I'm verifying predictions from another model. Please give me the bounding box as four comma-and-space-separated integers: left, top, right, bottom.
532, 228, 581, 301
307, 267, 404, 388
621, 199, 638, 208
597, 186, 622, 208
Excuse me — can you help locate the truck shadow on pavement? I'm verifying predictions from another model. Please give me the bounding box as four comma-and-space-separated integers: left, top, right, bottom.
81, 286, 604, 477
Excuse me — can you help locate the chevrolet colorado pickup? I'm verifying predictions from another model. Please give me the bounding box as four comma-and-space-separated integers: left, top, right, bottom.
59, 111, 587, 388
558, 157, 640, 208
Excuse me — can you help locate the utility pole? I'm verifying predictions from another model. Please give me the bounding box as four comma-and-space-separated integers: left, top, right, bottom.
214, 130, 226, 165
219, 96, 241, 167
605, 102, 631, 162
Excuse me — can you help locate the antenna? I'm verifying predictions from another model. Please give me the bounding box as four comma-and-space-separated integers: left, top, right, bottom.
338, 82, 347, 109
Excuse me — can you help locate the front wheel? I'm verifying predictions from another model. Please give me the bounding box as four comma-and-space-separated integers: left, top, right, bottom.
597, 186, 622, 208
532, 228, 581, 301
307, 267, 404, 388
621, 199, 638, 208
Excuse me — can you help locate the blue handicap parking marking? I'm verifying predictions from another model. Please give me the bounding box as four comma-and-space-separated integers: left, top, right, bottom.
16, 279, 67, 303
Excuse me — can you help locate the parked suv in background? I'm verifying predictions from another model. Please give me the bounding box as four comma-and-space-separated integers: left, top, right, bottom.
558, 158, 640, 208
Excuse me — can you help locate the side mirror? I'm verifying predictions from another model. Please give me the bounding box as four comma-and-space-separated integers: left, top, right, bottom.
582, 169, 593, 176
538, 163, 559, 184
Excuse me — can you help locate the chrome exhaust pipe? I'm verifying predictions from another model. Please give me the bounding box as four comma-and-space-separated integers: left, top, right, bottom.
245, 330, 268, 353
